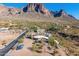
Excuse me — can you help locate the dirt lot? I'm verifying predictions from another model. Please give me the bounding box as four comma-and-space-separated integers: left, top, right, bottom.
7, 38, 52, 56
0, 32, 19, 48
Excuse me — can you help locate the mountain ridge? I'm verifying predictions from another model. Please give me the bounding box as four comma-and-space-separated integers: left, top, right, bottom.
0, 3, 78, 23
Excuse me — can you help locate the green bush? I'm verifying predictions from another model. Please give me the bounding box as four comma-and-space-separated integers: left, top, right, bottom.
48, 36, 56, 47
30, 26, 38, 32
32, 43, 43, 53
18, 36, 24, 43
47, 24, 62, 32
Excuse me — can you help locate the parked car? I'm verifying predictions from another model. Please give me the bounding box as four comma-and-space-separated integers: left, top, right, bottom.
16, 44, 24, 50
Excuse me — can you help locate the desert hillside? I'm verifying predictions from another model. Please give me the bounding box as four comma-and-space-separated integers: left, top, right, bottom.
0, 3, 79, 56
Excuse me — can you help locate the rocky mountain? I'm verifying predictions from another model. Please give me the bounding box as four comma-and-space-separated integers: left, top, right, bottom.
53, 9, 68, 17
22, 3, 78, 20
0, 5, 21, 16
0, 3, 78, 24
0, 6, 9, 16
23, 3, 51, 16
8, 8, 21, 15
50, 9, 77, 21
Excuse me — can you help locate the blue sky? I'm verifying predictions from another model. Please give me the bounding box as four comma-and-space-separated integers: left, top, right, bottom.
1, 3, 79, 19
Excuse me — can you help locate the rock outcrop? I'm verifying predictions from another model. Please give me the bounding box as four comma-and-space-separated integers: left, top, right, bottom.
0, 5, 21, 16
54, 9, 68, 17
23, 3, 51, 16
8, 8, 21, 15
0, 3, 77, 21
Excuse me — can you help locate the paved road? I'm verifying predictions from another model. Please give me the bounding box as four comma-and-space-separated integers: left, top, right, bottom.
0, 31, 26, 56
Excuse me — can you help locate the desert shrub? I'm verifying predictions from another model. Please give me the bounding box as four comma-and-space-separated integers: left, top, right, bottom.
48, 36, 56, 47
30, 26, 38, 32
32, 43, 43, 53
18, 36, 24, 43
47, 24, 62, 32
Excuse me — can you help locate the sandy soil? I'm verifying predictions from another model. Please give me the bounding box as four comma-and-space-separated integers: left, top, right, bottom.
7, 38, 52, 56
55, 48, 67, 56
0, 32, 19, 48
7, 38, 33, 56
6, 37, 66, 56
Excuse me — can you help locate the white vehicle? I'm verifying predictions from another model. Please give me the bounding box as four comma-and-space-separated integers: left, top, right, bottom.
33, 35, 49, 40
